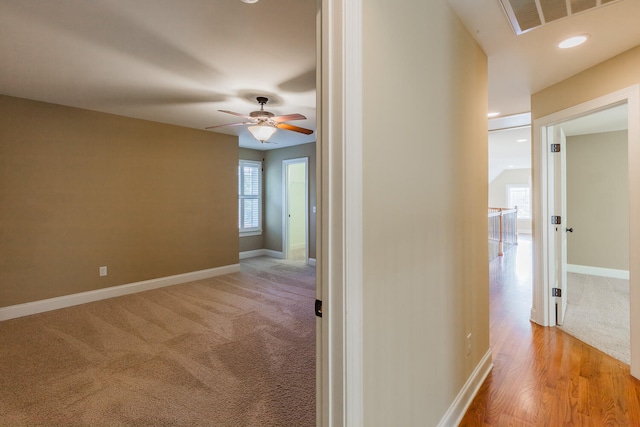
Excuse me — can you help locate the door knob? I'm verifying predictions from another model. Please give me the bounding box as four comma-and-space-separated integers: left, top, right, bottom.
566, 227, 574, 233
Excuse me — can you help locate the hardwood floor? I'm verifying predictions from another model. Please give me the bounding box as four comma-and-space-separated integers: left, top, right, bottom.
460, 236, 640, 426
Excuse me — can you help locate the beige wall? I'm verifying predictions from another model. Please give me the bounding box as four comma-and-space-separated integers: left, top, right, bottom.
238, 148, 265, 253
532, 45, 640, 119
361, 1, 489, 424
567, 131, 629, 270
264, 142, 317, 260
0, 95, 238, 308
489, 168, 532, 233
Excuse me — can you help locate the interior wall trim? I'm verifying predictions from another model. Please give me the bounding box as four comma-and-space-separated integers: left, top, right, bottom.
437, 350, 493, 427
264, 250, 284, 259
532, 83, 640, 379
239, 249, 285, 260
532, 84, 640, 329
567, 264, 630, 280
0, 264, 240, 322
239, 249, 286, 260
239, 249, 268, 259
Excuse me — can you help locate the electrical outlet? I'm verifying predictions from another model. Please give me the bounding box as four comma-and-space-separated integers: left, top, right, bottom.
99, 266, 107, 277
466, 333, 472, 356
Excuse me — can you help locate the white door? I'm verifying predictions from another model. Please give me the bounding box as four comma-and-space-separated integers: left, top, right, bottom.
550, 126, 568, 325
283, 158, 309, 261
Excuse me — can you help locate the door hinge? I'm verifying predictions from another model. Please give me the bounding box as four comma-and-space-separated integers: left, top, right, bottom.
315, 299, 323, 317
551, 143, 561, 153
552, 288, 562, 297
551, 215, 562, 225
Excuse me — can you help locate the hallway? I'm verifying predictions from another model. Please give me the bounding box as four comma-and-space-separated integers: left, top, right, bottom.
461, 236, 640, 425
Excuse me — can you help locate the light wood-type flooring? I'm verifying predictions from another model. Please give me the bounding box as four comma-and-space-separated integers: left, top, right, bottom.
460, 236, 640, 426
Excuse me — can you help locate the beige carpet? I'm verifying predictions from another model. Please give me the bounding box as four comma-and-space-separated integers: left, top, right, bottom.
0, 257, 316, 426
559, 272, 630, 364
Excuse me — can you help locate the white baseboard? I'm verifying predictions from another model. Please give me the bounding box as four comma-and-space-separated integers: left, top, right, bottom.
239, 249, 267, 259
0, 264, 240, 322
239, 249, 285, 260
264, 250, 284, 259
567, 264, 629, 280
530, 307, 539, 325
437, 349, 493, 427
239, 250, 313, 265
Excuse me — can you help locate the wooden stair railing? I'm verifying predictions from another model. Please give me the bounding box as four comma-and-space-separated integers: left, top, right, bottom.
488, 207, 518, 257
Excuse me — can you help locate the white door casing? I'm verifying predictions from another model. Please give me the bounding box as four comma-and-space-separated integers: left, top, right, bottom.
532, 84, 640, 379
314, 1, 322, 424
319, 0, 364, 425
548, 126, 568, 325
559, 128, 569, 325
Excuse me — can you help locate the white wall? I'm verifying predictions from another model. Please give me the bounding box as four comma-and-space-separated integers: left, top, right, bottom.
489, 168, 532, 233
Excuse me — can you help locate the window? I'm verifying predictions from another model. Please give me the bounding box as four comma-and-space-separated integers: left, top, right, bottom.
238, 160, 262, 235
507, 185, 531, 219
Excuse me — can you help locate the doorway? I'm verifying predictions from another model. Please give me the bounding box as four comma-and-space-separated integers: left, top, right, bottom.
283, 158, 309, 262
557, 104, 629, 314
532, 85, 640, 378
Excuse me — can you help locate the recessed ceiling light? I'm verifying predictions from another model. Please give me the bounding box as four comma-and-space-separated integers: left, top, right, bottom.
517, 139, 528, 142
508, 165, 515, 168
488, 112, 501, 118
558, 35, 589, 49
241, 0, 259, 3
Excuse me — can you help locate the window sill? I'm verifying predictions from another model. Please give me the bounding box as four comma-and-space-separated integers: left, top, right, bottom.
240, 230, 263, 237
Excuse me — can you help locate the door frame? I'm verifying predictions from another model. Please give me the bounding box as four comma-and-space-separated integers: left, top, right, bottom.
319, 0, 364, 424
282, 157, 309, 262
532, 84, 640, 378
545, 125, 569, 325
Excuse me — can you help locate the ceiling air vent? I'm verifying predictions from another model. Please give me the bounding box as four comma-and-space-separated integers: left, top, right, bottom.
500, 0, 622, 35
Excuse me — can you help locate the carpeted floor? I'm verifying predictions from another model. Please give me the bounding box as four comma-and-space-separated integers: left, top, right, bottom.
0, 257, 316, 426
559, 272, 630, 364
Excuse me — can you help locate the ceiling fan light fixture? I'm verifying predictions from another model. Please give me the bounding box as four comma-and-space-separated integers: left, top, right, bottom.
248, 125, 277, 142
558, 35, 589, 49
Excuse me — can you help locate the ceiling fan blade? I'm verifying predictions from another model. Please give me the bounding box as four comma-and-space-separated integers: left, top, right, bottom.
276, 123, 314, 135
205, 121, 253, 129
218, 110, 253, 119
272, 113, 307, 123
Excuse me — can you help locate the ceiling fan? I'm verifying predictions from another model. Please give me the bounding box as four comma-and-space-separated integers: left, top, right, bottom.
205, 96, 313, 143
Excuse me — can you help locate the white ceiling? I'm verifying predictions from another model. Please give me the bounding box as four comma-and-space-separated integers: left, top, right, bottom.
462, 0, 640, 183
488, 126, 532, 182
488, 103, 629, 182
0, 0, 317, 150
448, 0, 640, 117
560, 102, 628, 136
1, 0, 639, 151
